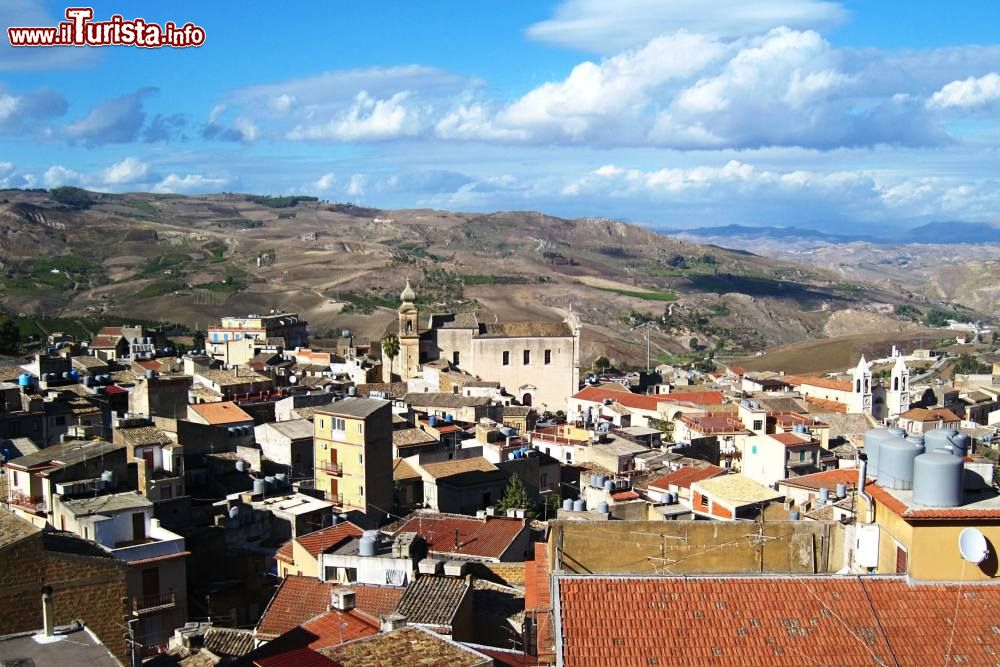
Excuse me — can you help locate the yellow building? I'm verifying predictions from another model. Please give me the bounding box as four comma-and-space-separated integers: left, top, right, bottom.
860, 480, 1000, 581
313, 398, 393, 526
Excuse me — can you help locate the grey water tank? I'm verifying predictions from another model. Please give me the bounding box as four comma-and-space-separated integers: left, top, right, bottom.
906, 435, 925, 448
925, 428, 969, 459
596, 475, 607, 488
864, 429, 892, 478
347, 385, 357, 397
789, 510, 800, 520
835, 483, 847, 499
235, 460, 246, 472
359, 535, 377, 557
603, 480, 614, 492
664, 491, 677, 504
562, 498, 573, 511
912, 449, 963, 507
878, 435, 923, 490
573, 499, 586, 512
252, 478, 266, 495
818, 488, 830, 505
597, 501, 610, 514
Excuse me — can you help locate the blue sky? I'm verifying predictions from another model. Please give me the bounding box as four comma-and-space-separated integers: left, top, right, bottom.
1, 0, 998, 232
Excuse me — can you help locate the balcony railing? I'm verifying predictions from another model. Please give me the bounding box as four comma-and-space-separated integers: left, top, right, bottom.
317, 461, 343, 475
8, 492, 46, 515
132, 590, 176, 615
328, 493, 344, 505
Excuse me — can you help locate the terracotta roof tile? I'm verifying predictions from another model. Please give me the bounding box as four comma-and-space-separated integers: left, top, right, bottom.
610, 490, 640, 501
804, 396, 848, 413
275, 540, 294, 563
189, 400, 253, 425
899, 407, 961, 422
770, 432, 814, 447
647, 464, 726, 491
783, 374, 853, 392
319, 626, 490, 666
300, 609, 380, 649
866, 482, 1000, 519
257, 575, 404, 640
392, 512, 527, 560
572, 386, 725, 412
296, 521, 364, 558
556, 576, 1000, 667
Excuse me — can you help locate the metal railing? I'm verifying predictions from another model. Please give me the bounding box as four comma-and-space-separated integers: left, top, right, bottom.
316, 461, 343, 475
132, 590, 176, 615
8, 492, 46, 514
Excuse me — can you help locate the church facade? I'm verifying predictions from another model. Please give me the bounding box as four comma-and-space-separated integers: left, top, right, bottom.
385, 281, 581, 411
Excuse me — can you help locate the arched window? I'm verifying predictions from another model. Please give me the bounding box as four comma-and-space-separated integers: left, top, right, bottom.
893, 377, 899, 391
406, 320, 413, 334
864, 379, 870, 393
856, 379, 861, 393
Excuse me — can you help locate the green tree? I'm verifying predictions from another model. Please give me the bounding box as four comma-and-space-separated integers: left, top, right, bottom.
382, 332, 400, 367
954, 353, 990, 375
593, 355, 609, 373
192, 331, 205, 351
0, 315, 20, 355
497, 473, 535, 518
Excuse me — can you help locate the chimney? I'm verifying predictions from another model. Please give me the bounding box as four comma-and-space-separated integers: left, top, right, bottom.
41, 585, 54, 637
380, 614, 406, 633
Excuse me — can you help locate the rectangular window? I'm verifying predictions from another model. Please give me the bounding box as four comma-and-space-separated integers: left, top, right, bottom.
799, 450, 806, 462
333, 417, 346, 431
357, 423, 363, 434
699, 494, 709, 508
502, 351, 510, 366
453, 351, 460, 366
751, 445, 757, 455
523, 350, 530, 365
544, 349, 552, 365
358, 485, 364, 496
752, 419, 763, 431
358, 453, 363, 464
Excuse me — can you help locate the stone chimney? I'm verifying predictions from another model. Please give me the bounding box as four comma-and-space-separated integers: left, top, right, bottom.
41, 585, 54, 637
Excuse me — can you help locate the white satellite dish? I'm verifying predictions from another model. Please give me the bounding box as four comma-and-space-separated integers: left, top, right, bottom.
958, 527, 989, 564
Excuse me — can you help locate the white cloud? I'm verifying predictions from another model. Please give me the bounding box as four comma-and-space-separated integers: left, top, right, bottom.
0, 84, 67, 134
312, 172, 337, 191
63, 88, 156, 146
345, 174, 367, 197
271, 94, 295, 113
153, 173, 230, 194
0, 162, 35, 188
287, 91, 420, 142
525, 0, 846, 52
0, 0, 99, 70
928, 72, 1000, 109
43, 165, 84, 188
102, 157, 149, 185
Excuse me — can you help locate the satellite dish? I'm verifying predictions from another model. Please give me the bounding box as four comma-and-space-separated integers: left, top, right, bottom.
958, 527, 989, 564
288, 375, 298, 384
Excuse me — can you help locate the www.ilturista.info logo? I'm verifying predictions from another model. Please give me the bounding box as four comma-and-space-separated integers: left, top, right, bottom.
8, 7, 205, 48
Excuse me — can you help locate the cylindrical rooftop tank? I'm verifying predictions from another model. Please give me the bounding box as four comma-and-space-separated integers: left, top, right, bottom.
835, 483, 847, 499
878, 435, 923, 490
17, 373, 32, 388
235, 460, 246, 472
347, 385, 357, 397
603, 480, 614, 492
229, 505, 240, 520
665, 491, 677, 504
359, 536, 377, 557
912, 449, 963, 507
562, 498, 574, 511
61, 371, 70, 380
789, 511, 800, 521
252, 478, 266, 495
429, 415, 438, 427
596, 475, 607, 488
264, 476, 276, 489
906, 435, 925, 447
275, 473, 288, 487
864, 429, 892, 478
100, 470, 114, 485
925, 428, 969, 459
818, 488, 830, 505
69, 370, 79, 381
597, 501, 610, 514
445, 414, 454, 424
572, 499, 586, 512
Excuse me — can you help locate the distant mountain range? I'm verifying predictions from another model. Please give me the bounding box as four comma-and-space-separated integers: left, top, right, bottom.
671, 221, 1000, 245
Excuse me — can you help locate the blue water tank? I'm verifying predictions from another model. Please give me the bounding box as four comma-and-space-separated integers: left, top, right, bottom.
572, 499, 586, 512
597, 501, 610, 514
445, 414, 454, 424
603, 480, 614, 492
429, 415, 438, 427
69, 370, 80, 381
789, 511, 800, 521
562, 498, 573, 511
818, 488, 830, 505
253, 478, 266, 495
17, 373, 31, 388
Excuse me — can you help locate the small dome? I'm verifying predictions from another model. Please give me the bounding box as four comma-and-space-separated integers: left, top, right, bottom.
400, 280, 415, 303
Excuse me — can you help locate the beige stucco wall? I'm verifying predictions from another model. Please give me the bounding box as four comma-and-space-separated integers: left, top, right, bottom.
469, 335, 577, 411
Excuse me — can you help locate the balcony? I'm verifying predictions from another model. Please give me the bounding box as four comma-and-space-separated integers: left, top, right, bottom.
8, 491, 46, 515
326, 492, 344, 505
317, 461, 343, 475
131, 590, 177, 615
111, 522, 186, 565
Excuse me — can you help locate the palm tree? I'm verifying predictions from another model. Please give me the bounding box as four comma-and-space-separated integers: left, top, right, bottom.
382, 332, 400, 370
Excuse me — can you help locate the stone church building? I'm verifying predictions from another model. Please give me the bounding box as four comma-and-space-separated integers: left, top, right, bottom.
385, 280, 581, 411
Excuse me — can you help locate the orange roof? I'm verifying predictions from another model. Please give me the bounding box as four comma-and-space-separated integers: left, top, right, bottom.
899, 407, 961, 422
393, 512, 527, 560
779, 468, 858, 491
804, 396, 848, 413
275, 540, 294, 563
784, 374, 852, 392
648, 464, 726, 491
189, 400, 253, 425
300, 609, 379, 649
257, 576, 404, 640
610, 490, 640, 501
680, 413, 746, 434
295, 521, 364, 558
866, 482, 1000, 520
556, 576, 1000, 667
572, 386, 724, 412
770, 432, 814, 447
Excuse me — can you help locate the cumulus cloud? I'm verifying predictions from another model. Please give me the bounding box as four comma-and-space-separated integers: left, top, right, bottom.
345, 174, 367, 197
0, 162, 36, 188
0, 0, 99, 70
43, 165, 84, 188
928, 72, 1000, 109
142, 113, 188, 142
63, 88, 156, 146
525, 0, 846, 52
153, 173, 230, 194
312, 172, 337, 192
101, 157, 149, 185
287, 91, 421, 142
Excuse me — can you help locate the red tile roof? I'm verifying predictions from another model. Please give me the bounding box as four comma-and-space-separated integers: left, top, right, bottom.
610, 490, 640, 501
257, 576, 404, 640
556, 576, 1000, 667
572, 386, 724, 412
300, 610, 379, 649
899, 407, 961, 422
784, 374, 853, 392
804, 396, 848, 413
275, 540, 294, 564
647, 464, 726, 491
779, 468, 858, 491
680, 413, 746, 435
189, 400, 254, 425
866, 482, 1000, 520
393, 512, 527, 560
296, 522, 364, 558
770, 432, 813, 447
255, 647, 337, 667
90, 334, 125, 349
